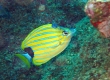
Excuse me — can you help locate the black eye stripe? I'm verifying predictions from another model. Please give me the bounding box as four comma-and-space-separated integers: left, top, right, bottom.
24, 47, 34, 58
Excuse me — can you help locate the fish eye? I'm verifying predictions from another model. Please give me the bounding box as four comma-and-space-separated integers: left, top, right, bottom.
62, 31, 69, 36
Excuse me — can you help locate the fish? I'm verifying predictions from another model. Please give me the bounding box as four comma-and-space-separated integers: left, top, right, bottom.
15, 23, 76, 68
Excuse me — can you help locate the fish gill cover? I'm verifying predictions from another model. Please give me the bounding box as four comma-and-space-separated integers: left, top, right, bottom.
0, 0, 110, 80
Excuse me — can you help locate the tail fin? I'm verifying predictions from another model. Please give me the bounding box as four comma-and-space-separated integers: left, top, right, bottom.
15, 53, 31, 69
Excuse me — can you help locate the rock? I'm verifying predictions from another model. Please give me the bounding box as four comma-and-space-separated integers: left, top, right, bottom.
84, 1, 110, 38
14, 0, 33, 6
0, 32, 6, 49
38, 4, 45, 11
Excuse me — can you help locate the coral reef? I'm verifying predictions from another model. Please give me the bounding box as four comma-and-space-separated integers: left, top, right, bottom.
85, 0, 110, 38
14, 0, 33, 6
0, 32, 6, 48
0, 0, 110, 80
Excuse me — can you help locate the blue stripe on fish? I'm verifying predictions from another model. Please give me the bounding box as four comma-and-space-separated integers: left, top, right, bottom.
20, 24, 74, 66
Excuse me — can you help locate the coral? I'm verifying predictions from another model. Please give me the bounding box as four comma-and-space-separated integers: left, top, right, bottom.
53, 55, 69, 66
85, 0, 110, 38
38, 4, 45, 11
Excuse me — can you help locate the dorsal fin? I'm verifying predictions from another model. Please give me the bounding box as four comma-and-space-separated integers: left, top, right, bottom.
52, 21, 58, 28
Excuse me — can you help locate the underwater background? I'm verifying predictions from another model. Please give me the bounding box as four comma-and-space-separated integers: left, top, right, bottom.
0, 0, 110, 80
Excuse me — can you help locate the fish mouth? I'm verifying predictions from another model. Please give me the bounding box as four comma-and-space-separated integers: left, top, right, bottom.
70, 28, 76, 35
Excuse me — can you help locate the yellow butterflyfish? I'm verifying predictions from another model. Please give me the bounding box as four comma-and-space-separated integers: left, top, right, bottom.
15, 23, 76, 68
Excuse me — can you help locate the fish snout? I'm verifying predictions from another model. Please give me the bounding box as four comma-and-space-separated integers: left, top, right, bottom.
70, 28, 76, 35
